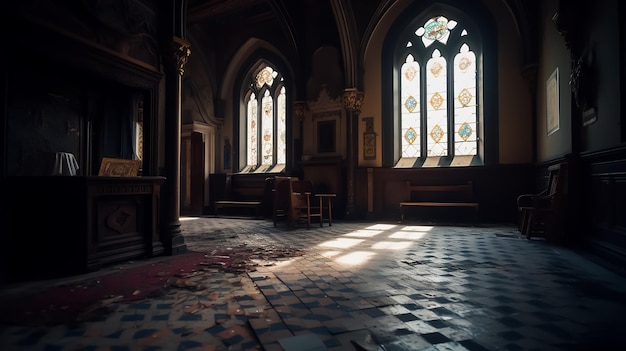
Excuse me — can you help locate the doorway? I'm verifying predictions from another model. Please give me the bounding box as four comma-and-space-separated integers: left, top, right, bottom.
181, 131, 204, 215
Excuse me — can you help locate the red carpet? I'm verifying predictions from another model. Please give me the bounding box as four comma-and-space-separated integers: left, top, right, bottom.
0, 251, 208, 326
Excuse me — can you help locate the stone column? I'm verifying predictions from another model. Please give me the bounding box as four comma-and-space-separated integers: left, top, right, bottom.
342, 88, 364, 218
294, 100, 307, 162
162, 36, 191, 255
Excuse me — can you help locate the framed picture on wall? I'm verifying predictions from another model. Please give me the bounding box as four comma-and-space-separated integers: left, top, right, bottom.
313, 110, 341, 155
546, 67, 559, 136
317, 120, 336, 153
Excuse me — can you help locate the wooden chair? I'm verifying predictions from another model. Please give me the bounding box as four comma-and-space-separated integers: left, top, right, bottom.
273, 176, 295, 227
290, 180, 323, 229
517, 163, 568, 240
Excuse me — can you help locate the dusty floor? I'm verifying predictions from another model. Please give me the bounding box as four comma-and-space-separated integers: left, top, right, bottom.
1, 216, 626, 350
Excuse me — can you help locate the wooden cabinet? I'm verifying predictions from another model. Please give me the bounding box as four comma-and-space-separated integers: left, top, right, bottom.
3, 176, 165, 280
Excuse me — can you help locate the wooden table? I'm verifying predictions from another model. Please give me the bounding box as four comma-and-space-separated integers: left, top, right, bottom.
315, 193, 336, 226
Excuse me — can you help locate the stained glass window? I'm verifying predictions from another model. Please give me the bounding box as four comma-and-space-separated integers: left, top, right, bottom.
277, 86, 286, 164
246, 93, 258, 166
244, 64, 286, 170
453, 44, 477, 156
398, 14, 479, 164
401, 54, 420, 158
261, 90, 273, 165
256, 66, 277, 89
426, 49, 448, 156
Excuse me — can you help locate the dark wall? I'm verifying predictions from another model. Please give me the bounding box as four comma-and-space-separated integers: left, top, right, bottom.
354, 165, 535, 223
581, 147, 626, 273
5, 61, 141, 176
5, 63, 85, 176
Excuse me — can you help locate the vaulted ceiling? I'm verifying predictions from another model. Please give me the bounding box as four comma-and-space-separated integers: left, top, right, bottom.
185, 0, 347, 97
183, 0, 542, 97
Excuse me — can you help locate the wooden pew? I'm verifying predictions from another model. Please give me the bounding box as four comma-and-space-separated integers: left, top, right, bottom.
400, 181, 479, 223
213, 173, 267, 218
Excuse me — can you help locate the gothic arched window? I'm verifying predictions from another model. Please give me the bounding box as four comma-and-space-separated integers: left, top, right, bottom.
242, 64, 287, 172
383, 5, 497, 167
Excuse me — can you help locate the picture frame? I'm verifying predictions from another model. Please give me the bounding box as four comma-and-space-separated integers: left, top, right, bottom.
546, 67, 559, 136
313, 110, 341, 155
98, 157, 141, 176
317, 120, 336, 153
362, 116, 376, 160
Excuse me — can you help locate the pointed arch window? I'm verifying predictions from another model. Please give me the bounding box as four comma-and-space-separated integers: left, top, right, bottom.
243, 65, 286, 172
397, 14, 481, 166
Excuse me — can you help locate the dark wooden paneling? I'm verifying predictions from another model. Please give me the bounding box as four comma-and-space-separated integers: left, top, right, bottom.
355, 164, 535, 223
582, 147, 626, 273
2, 176, 165, 282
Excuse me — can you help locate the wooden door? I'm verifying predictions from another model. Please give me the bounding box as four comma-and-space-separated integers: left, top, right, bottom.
181, 131, 205, 215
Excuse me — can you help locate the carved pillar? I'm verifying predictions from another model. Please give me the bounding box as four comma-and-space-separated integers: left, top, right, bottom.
162, 36, 191, 255
293, 101, 307, 174
342, 88, 364, 218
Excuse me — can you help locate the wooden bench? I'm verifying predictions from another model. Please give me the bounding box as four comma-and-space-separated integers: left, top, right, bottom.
213, 173, 269, 218
400, 181, 479, 223
214, 200, 262, 217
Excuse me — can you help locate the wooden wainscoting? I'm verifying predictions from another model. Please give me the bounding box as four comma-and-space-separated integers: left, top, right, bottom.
582, 147, 626, 274
355, 165, 534, 223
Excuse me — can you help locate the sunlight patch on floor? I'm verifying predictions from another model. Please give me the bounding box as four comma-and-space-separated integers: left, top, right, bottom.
320, 250, 342, 258
371, 241, 414, 250
316, 222, 430, 266
366, 224, 398, 230
389, 231, 427, 240
179, 217, 201, 221
318, 238, 364, 249
335, 251, 376, 265
344, 229, 384, 238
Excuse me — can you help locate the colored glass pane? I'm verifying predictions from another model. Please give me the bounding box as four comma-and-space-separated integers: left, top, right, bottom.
457, 88, 472, 107
417, 16, 457, 47
430, 124, 444, 143
277, 86, 286, 164
453, 44, 477, 156
247, 93, 257, 166
404, 96, 417, 112
261, 90, 273, 165
458, 122, 472, 141
423, 17, 448, 41
426, 51, 447, 156
255, 66, 277, 88
404, 127, 418, 145
401, 54, 420, 158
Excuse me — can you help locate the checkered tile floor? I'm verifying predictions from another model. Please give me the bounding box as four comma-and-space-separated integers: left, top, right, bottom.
2, 217, 626, 350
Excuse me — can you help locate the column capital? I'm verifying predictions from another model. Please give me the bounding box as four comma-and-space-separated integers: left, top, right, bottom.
342, 88, 364, 113
293, 101, 308, 121
170, 36, 191, 76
